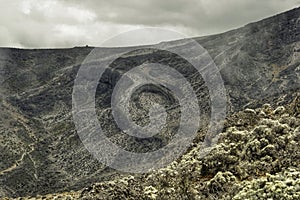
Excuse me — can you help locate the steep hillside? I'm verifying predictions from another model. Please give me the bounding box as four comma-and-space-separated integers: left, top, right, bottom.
0, 7, 299, 199
7, 94, 298, 200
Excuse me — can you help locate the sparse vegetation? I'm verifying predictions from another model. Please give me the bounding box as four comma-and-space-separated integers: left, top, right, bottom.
7, 95, 298, 200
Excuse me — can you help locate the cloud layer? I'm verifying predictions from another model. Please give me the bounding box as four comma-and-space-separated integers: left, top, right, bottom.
0, 0, 299, 48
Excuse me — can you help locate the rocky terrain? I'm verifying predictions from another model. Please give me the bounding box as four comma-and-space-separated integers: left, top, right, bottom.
5, 93, 299, 199
0, 6, 299, 199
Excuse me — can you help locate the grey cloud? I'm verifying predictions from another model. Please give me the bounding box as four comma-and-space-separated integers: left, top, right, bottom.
75, 0, 300, 32
0, 0, 299, 48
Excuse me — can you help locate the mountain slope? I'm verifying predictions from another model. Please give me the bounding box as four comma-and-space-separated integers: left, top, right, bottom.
9, 95, 298, 200
0, 7, 299, 199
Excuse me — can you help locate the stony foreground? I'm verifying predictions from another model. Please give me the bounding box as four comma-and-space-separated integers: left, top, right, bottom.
5, 94, 298, 200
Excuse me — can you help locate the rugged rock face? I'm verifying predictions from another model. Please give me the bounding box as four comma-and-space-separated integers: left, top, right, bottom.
74, 97, 299, 200
5, 94, 299, 200
0, 7, 299, 199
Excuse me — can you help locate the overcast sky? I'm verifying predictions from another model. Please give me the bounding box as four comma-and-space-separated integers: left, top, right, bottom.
0, 0, 299, 48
